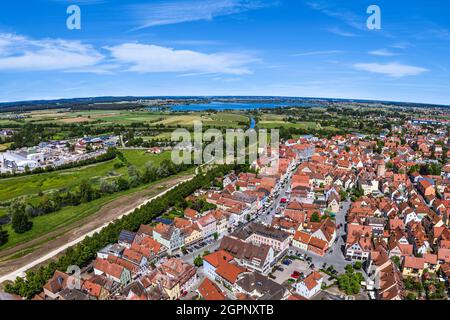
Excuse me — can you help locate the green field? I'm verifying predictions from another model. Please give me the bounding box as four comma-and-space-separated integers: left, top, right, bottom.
0, 170, 193, 252
0, 150, 172, 202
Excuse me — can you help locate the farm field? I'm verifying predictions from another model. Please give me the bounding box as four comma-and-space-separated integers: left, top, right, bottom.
154, 112, 249, 128
0, 150, 172, 202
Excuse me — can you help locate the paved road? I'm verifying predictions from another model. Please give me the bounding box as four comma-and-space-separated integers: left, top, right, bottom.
289, 199, 351, 274
257, 171, 293, 225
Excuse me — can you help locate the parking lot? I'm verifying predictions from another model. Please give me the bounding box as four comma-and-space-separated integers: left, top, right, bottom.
180, 237, 221, 264
271, 252, 339, 288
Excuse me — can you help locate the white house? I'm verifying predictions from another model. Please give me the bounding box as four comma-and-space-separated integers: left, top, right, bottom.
295, 272, 323, 299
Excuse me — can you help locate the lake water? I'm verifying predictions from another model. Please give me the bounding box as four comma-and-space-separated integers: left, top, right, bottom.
168, 101, 315, 111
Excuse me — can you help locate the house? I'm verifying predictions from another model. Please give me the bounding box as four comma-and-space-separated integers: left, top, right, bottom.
292, 219, 336, 256
197, 278, 227, 300
402, 256, 425, 278
235, 272, 288, 300
152, 223, 184, 254
82, 275, 113, 300
230, 222, 291, 253
345, 224, 373, 261
219, 236, 274, 275
196, 213, 217, 239
122, 248, 147, 267
118, 230, 137, 249
295, 271, 323, 299
417, 179, 435, 197
183, 224, 203, 246
43, 270, 69, 299
93, 258, 132, 285
145, 258, 197, 300
203, 250, 235, 280
215, 261, 247, 289
211, 209, 230, 236
161, 258, 198, 292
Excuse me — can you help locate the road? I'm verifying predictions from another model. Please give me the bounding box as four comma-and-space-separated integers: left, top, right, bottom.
257, 170, 293, 225
289, 199, 351, 274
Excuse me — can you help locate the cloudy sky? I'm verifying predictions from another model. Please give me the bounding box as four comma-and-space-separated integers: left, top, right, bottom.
1, 0, 450, 105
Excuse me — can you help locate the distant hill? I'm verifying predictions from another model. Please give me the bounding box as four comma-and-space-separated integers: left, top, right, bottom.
0, 96, 448, 113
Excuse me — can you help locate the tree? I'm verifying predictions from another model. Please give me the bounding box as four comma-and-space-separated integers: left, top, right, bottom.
194, 255, 203, 267
0, 226, 9, 245
311, 212, 320, 223
213, 232, 219, 241
391, 255, 401, 268
10, 200, 33, 234
338, 264, 363, 295
79, 179, 94, 202
354, 261, 362, 270
117, 177, 130, 191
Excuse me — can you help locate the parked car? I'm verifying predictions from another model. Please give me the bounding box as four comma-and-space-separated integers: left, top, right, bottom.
282, 259, 292, 266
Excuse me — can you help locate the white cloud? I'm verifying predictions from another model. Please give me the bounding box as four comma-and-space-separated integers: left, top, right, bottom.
327, 27, 357, 37
353, 62, 428, 78
106, 43, 257, 75
307, 1, 366, 31
132, 0, 270, 29
292, 50, 344, 57
369, 49, 398, 57
0, 33, 105, 72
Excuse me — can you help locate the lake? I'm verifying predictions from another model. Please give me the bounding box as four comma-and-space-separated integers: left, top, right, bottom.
168, 101, 316, 111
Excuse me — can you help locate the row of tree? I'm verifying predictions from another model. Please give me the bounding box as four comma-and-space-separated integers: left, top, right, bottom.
3, 164, 245, 298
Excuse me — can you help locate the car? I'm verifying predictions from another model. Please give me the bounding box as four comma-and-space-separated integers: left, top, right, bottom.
278, 267, 285, 271
282, 259, 292, 266
310, 264, 315, 269
181, 291, 188, 298
291, 271, 301, 279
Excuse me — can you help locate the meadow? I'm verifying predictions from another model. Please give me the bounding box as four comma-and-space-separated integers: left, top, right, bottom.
0, 150, 172, 203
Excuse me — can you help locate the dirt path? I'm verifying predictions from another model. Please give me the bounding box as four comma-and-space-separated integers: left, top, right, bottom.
0, 173, 193, 281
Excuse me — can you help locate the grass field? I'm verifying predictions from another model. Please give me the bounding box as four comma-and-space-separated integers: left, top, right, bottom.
259, 120, 339, 131
0, 143, 12, 151
0, 170, 193, 252
154, 112, 249, 128
0, 150, 172, 202
258, 121, 318, 129
0, 208, 7, 219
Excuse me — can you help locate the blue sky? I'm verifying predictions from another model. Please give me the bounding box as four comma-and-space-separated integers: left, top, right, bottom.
1, 0, 450, 104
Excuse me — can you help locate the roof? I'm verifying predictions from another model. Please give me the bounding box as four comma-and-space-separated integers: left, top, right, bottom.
203, 250, 234, 268
219, 236, 271, 268
93, 258, 126, 279
231, 222, 290, 242
118, 230, 137, 245
198, 278, 226, 300
43, 270, 69, 294
300, 271, 322, 291
403, 256, 425, 270
215, 262, 246, 284
235, 272, 286, 300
